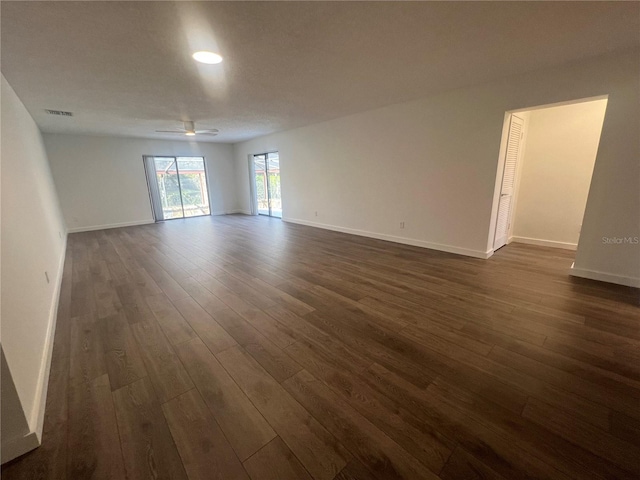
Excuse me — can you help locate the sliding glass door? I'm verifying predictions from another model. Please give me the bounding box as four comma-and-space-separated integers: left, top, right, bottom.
253, 152, 281, 218
254, 154, 269, 216
144, 156, 210, 221
151, 157, 182, 219
176, 157, 210, 217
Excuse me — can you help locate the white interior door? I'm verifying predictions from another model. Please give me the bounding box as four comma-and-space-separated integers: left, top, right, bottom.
494, 114, 525, 250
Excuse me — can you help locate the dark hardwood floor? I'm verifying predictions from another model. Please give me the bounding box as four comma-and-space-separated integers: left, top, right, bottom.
3, 214, 639, 480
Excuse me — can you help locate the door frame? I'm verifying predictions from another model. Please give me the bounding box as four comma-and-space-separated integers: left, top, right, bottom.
492, 113, 526, 251
486, 94, 609, 255
250, 151, 281, 218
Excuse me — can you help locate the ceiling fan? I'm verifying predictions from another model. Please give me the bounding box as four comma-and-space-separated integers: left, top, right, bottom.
156, 120, 219, 137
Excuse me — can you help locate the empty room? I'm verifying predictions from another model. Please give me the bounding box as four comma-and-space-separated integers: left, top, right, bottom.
1, 2, 639, 480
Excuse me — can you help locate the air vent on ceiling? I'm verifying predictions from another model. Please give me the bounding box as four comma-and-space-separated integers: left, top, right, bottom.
45, 109, 73, 117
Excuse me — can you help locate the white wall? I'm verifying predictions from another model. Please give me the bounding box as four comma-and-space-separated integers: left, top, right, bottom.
512, 99, 607, 249
1, 74, 67, 460
43, 134, 239, 232
233, 49, 640, 286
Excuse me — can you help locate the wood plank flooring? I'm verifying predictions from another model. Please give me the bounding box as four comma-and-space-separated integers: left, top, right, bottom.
2, 214, 639, 480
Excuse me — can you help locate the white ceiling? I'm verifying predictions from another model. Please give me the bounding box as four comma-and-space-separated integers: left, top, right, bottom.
2, 1, 638, 143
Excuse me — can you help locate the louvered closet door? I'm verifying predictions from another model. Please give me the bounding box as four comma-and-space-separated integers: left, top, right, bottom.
494, 114, 524, 250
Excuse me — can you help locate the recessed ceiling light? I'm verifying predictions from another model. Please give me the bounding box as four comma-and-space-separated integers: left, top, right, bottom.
185, 132, 196, 136
192, 51, 223, 64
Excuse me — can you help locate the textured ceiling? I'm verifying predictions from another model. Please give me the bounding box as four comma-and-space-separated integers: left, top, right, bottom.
2, 1, 638, 143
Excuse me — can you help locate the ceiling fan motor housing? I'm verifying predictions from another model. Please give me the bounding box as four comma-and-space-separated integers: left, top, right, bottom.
183, 120, 195, 133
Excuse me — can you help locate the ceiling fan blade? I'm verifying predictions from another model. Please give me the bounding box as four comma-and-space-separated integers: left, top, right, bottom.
155, 130, 186, 134
198, 132, 219, 136
195, 129, 219, 134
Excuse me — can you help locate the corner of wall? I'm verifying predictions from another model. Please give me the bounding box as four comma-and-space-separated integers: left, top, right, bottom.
569, 262, 640, 288
1, 74, 69, 463
0, 196, 68, 466
0, 432, 40, 465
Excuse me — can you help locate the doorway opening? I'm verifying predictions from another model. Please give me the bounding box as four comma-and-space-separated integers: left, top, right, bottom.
144, 156, 211, 221
490, 96, 608, 254
253, 152, 282, 218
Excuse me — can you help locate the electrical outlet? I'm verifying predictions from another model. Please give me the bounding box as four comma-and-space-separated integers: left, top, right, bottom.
44, 271, 50, 284
400, 221, 405, 229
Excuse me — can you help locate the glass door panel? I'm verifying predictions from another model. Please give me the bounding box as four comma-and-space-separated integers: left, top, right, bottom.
267, 152, 282, 218
176, 157, 210, 217
254, 154, 269, 215
147, 156, 211, 221
253, 152, 282, 218
154, 157, 184, 219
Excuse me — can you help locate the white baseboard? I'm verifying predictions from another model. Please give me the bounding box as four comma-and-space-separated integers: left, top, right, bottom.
570, 262, 640, 288
31, 233, 67, 441
1, 431, 40, 464
67, 219, 155, 233
211, 209, 252, 216
283, 217, 492, 259
511, 236, 577, 250
35, 236, 67, 437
